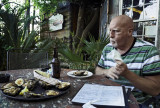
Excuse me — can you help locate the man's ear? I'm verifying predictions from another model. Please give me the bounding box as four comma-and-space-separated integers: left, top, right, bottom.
128, 28, 133, 34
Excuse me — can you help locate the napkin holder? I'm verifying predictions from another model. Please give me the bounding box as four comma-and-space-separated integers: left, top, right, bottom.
0, 73, 10, 83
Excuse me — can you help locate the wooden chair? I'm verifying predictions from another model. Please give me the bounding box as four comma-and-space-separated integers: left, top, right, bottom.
140, 94, 160, 108
7, 49, 48, 70
132, 88, 160, 108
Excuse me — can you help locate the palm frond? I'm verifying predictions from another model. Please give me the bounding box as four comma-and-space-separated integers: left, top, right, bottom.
58, 47, 84, 63
22, 31, 37, 50
36, 38, 54, 52
82, 34, 109, 64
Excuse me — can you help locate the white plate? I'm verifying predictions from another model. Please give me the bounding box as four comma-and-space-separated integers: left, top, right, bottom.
67, 70, 93, 78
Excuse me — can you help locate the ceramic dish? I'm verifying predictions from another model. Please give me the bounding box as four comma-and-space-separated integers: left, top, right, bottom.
67, 70, 93, 79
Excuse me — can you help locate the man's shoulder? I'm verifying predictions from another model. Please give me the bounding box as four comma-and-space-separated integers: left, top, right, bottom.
104, 43, 113, 49
106, 43, 112, 46
102, 43, 114, 52
134, 38, 159, 54
135, 38, 154, 46
135, 38, 155, 48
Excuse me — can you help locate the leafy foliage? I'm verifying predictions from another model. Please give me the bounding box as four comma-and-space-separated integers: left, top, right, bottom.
0, 2, 54, 70
83, 34, 110, 65
32, 0, 62, 15
59, 46, 84, 63
57, 33, 109, 71
68, 0, 103, 7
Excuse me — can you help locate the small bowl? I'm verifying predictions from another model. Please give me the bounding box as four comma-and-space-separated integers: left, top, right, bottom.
0, 74, 10, 83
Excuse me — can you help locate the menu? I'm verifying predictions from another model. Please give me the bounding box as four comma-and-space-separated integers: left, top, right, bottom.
72, 83, 127, 107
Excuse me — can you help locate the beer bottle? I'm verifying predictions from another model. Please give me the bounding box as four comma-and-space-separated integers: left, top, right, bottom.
51, 46, 60, 78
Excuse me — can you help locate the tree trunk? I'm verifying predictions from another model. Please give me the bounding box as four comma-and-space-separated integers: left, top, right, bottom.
32, 6, 35, 31
74, 4, 85, 48
77, 7, 100, 50
25, 0, 30, 35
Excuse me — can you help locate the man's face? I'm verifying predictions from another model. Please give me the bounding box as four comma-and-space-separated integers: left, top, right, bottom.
109, 21, 130, 49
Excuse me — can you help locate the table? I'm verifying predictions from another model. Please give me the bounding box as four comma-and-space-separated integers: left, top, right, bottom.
0, 69, 139, 108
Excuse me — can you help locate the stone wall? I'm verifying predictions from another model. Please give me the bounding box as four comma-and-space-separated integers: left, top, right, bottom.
40, 5, 73, 40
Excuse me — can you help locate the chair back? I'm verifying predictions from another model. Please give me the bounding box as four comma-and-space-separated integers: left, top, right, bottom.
7, 49, 48, 70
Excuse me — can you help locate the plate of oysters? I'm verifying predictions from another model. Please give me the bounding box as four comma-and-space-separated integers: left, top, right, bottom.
0, 78, 70, 101
67, 70, 93, 78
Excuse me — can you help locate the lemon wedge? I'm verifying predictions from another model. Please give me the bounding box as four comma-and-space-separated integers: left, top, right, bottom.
34, 70, 50, 78
19, 86, 29, 95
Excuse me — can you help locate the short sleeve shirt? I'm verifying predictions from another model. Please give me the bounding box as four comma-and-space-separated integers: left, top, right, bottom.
98, 38, 160, 85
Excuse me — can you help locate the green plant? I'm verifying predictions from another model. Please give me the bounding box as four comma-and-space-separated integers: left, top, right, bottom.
82, 34, 110, 71
57, 34, 109, 72
0, 2, 54, 70
32, 0, 62, 19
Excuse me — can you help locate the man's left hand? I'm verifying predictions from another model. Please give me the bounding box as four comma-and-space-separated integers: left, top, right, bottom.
115, 60, 129, 76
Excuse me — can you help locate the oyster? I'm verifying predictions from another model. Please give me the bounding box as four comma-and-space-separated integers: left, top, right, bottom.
45, 90, 59, 96
1, 83, 16, 90
23, 91, 43, 98
3, 86, 21, 96
38, 80, 54, 89
22, 79, 37, 90
55, 82, 70, 90
15, 78, 24, 86
73, 70, 88, 76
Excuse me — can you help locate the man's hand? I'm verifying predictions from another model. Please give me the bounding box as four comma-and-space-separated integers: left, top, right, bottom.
115, 60, 129, 76
95, 61, 129, 80
104, 67, 119, 80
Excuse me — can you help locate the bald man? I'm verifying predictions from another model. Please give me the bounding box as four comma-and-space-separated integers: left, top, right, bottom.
95, 15, 160, 96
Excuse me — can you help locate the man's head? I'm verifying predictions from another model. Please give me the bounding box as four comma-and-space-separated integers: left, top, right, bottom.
109, 15, 134, 49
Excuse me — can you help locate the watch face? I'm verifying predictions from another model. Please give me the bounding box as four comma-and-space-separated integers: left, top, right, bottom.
49, 14, 63, 31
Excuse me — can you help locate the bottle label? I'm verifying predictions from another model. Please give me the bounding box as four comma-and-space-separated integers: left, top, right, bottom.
52, 63, 60, 78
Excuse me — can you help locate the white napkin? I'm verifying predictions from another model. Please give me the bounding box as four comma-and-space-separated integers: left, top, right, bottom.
33, 70, 61, 85
82, 100, 98, 108
107, 49, 123, 62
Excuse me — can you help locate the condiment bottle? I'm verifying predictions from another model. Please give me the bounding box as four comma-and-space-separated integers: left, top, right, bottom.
51, 46, 61, 78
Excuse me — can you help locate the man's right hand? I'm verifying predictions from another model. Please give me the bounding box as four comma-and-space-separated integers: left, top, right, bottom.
95, 66, 119, 80
104, 67, 119, 80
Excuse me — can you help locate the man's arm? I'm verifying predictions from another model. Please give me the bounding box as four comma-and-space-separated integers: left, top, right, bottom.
96, 62, 160, 96
95, 66, 104, 75
115, 61, 160, 96
124, 70, 160, 96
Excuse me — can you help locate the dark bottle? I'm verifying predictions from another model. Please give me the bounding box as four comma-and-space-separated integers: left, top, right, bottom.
51, 46, 61, 78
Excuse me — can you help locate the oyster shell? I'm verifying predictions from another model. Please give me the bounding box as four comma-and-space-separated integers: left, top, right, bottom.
1, 83, 16, 90
38, 80, 54, 89
23, 91, 43, 98
22, 79, 37, 90
15, 78, 24, 86
55, 82, 70, 90
3, 86, 21, 96
45, 90, 59, 96
73, 70, 88, 76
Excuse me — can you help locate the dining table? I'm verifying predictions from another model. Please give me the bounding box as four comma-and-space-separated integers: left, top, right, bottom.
0, 68, 140, 108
